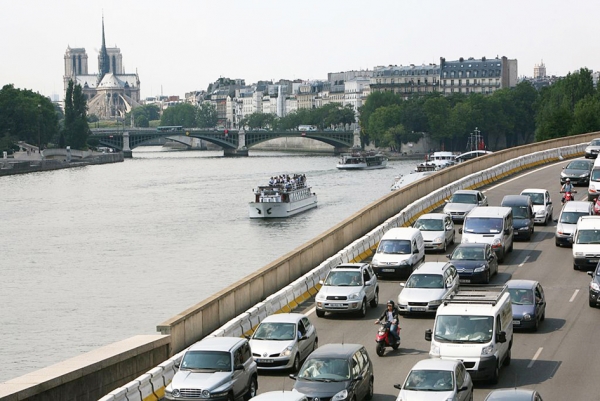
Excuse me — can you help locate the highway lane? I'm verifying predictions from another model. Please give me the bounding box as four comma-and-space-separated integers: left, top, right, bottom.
255, 159, 600, 401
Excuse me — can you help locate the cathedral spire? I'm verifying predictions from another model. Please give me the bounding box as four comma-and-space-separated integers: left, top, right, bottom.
97, 14, 110, 84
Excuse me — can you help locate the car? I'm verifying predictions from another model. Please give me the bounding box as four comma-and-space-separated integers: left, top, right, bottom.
413, 213, 455, 252
165, 336, 258, 401
570, 215, 600, 270
501, 195, 535, 241
585, 138, 600, 158
393, 358, 473, 401
248, 313, 318, 372
290, 343, 374, 401
447, 243, 499, 284
396, 262, 459, 314
554, 201, 593, 247
484, 388, 544, 400
250, 391, 308, 401
315, 263, 379, 318
443, 189, 488, 222
561, 159, 593, 185
588, 261, 600, 307
520, 188, 553, 225
506, 279, 546, 331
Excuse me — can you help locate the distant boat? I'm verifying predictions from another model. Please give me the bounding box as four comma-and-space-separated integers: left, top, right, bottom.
415, 151, 456, 171
391, 170, 435, 191
336, 152, 388, 170
249, 175, 317, 219
455, 150, 493, 163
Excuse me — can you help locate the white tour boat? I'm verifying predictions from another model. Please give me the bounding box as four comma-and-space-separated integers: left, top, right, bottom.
336, 152, 388, 170
249, 175, 317, 219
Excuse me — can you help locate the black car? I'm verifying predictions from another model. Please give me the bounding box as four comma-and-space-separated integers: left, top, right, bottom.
291, 343, 374, 401
506, 279, 546, 331
588, 262, 600, 307
501, 195, 535, 241
560, 159, 593, 185
447, 243, 498, 284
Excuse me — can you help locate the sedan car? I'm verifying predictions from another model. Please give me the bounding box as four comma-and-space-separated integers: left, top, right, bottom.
588, 261, 600, 307
397, 262, 459, 314
484, 388, 544, 400
447, 243, 498, 284
443, 190, 488, 222
585, 138, 600, 158
413, 213, 455, 252
506, 279, 546, 331
520, 188, 553, 225
249, 313, 318, 372
561, 159, 593, 185
393, 358, 473, 401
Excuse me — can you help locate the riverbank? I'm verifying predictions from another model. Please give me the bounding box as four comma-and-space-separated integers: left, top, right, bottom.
0, 152, 124, 176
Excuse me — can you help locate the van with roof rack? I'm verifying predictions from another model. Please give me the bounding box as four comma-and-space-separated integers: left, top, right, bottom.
424, 285, 513, 384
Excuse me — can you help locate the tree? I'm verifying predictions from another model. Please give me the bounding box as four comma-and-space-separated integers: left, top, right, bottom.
128, 104, 160, 127
62, 80, 90, 149
161, 103, 197, 127
196, 102, 218, 128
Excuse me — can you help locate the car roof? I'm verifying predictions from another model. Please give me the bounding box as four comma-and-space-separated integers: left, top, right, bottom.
501, 195, 531, 205
567, 159, 592, 166
453, 189, 480, 195
250, 391, 308, 401
454, 243, 487, 249
188, 336, 245, 352
506, 279, 538, 290
561, 201, 591, 212
521, 188, 546, 194
307, 343, 363, 359
260, 313, 305, 324
577, 216, 600, 229
417, 213, 449, 220
484, 388, 537, 400
414, 262, 451, 274
334, 263, 368, 271
466, 206, 511, 218
410, 358, 461, 371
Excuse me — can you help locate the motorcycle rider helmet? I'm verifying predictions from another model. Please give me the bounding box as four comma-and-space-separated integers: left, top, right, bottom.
566, 178, 570, 182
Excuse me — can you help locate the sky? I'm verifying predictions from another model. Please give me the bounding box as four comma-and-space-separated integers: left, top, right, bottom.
2, 0, 599, 101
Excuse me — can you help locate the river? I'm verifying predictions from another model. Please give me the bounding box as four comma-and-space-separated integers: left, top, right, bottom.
0, 148, 418, 382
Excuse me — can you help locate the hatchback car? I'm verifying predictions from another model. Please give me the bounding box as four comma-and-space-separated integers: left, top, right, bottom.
413, 213, 455, 252
520, 189, 553, 225
443, 190, 488, 222
315, 263, 379, 318
561, 159, 593, 185
290, 343, 374, 401
447, 243, 498, 284
484, 388, 544, 400
506, 279, 546, 331
394, 358, 473, 401
397, 262, 459, 314
501, 195, 535, 241
588, 262, 600, 307
248, 313, 318, 372
554, 200, 593, 247
250, 391, 308, 401
585, 138, 600, 158
165, 336, 258, 401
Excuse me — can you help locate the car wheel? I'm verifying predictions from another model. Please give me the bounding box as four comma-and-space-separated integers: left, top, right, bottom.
313, 338, 319, 352
484, 270, 490, 284
468, 390, 474, 401
442, 239, 447, 253
533, 317, 539, 332
244, 376, 258, 401
508, 241, 513, 252
555, 239, 560, 247
227, 393, 234, 401
451, 231, 455, 245
316, 309, 325, 318
574, 264, 579, 271
541, 310, 545, 321
489, 363, 500, 385
590, 299, 596, 307
358, 299, 367, 317
292, 354, 300, 372
370, 290, 379, 308
503, 348, 511, 366
366, 377, 374, 400
498, 249, 505, 263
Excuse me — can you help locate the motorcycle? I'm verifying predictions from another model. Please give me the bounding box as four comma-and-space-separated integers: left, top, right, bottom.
560, 190, 577, 204
375, 321, 401, 356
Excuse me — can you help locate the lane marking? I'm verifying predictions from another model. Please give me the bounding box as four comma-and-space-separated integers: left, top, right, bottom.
528, 347, 543, 368
482, 162, 568, 193
306, 306, 316, 316
569, 289, 579, 303
518, 256, 530, 267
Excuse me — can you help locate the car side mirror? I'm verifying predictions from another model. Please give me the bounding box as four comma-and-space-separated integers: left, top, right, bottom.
394, 384, 403, 390
496, 331, 507, 343
445, 199, 449, 203
425, 329, 432, 341
568, 237, 574, 244
365, 279, 372, 286
174, 362, 180, 369
300, 335, 308, 341
458, 228, 463, 234
548, 201, 552, 205
353, 375, 364, 382
446, 254, 451, 259
588, 271, 594, 277
459, 385, 470, 392
400, 283, 406, 287
234, 364, 244, 371
413, 248, 418, 254
504, 228, 510, 235
289, 374, 297, 380
319, 279, 324, 285
553, 218, 558, 223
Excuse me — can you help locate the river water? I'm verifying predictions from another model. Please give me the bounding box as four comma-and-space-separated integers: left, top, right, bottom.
0, 148, 417, 382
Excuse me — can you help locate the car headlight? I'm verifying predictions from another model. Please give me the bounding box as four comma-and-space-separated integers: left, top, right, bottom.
429, 299, 442, 306
492, 238, 501, 246
348, 292, 360, 300
580, 173, 589, 177
591, 282, 600, 291
473, 265, 486, 273
399, 260, 409, 265
519, 226, 530, 231
536, 210, 545, 216
481, 345, 494, 356
280, 346, 293, 357
522, 313, 532, 321
315, 292, 325, 301
575, 252, 584, 256
332, 389, 348, 401
433, 236, 444, 244
591, 184, 597, 191
430, 344, 440, 356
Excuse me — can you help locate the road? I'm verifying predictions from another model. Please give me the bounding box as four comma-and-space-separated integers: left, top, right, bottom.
254, 159, 599, 401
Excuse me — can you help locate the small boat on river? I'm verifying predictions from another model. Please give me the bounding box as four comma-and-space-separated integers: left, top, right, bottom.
336, 151, 388, 170
249, 174, 318, 218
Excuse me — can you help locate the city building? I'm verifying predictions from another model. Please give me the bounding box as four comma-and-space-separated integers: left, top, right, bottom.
440, 56, 518, 95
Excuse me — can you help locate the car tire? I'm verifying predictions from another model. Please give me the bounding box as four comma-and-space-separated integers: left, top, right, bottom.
541, 311, 545, 321
489, 363, 500, 385
574, 264, 579, 271
292, 354, 300, 372
484, 270, 490, 284
227, 393, 234, 401
533, 317, 539, 332
244, 376, 258, 401
366, 377, 374, 400
555, 239, 560, 247
590, 299, 595, 307
508, 241, 513, 253
504, 348, 511, 366
316, 309, 325, 318
358, 299, 367, 317
468, 390, 474, 401
313, 338, 319, 352
498, 249, 505, 263
370, 290, 379, 308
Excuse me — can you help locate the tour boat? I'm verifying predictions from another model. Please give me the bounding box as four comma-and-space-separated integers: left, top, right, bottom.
336, 152, 388, 170
249, 175, 318, 219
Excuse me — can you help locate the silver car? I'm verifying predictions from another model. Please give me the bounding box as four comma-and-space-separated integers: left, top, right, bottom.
585, 138, 600, 158
414, 213, 455, 252
554, 200, 593, 246
520, 188, 553, 225
443, 190, 488, 222
249, 313, 318, 372
397, 262, 459, 314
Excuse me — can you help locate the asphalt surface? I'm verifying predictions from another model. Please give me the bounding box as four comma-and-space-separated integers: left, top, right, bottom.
254, 159, 599, 401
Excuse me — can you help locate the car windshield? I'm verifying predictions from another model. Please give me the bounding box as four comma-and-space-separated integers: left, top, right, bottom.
180, 351, 232, 371
451, 247, 484, 260
463, 217, 502, 234
449, 193, 477, 204
253, 322, 296, 341
592, 170, 600, 181
434, 315, 493, 343
414, 219, 444, 231
511, 206, 529, 219
560, 211, 588, 224
591, 140, 600, 146
522, 192, 544, 205
567, 161, 590, 170
377, 239, 411, 254
405, 274, 444, 289
297, 357, 350, 381
575, 229, 600, 244
324, 271, 362, 286
508, 288, 534, 305
403, 369, 454, 391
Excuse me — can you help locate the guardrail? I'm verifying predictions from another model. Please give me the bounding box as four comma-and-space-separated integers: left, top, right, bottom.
99, 141, 586, 401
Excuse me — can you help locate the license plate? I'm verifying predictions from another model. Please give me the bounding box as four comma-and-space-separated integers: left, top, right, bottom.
257, 359, 273, 363
512, 320, 521, 326
381, 268, 395, 273
410, 307, 426, 312
459, 279, 470, 284
329, 303, 344, 307
588, 259, 599, 263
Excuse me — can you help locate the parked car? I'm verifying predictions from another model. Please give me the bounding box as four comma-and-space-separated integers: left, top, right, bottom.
588, 261, 600, 307
315, 263, 379, 318
443, 189, 488, 222
248, 313, 318, 372
501, 195, 535, 241
561, 159, 594, 185
290, 343, 374, 401
506, 279, 546, 331
520, 188, 553, 225
447, 243, 499, 284
484, 388, 544, 400
585, 138, 600, 158
165, 336, 258, 401
396, 262, 459, 314
413, 213, 455, 252
393, 358, 473, 401
250, 391, 308, 401
554, 200, 593, 247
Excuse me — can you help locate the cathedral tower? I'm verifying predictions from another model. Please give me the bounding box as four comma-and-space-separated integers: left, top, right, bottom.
97, 16, 110, 84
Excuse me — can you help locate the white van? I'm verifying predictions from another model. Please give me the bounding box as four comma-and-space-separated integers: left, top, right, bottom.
425, 285, 513, 384
571, 215, 600, 270
371, 227, 425, 279
460, 207, 514, 262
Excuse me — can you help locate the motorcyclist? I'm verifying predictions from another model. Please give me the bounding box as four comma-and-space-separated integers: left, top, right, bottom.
561, 178, 574, 203
375, 300, 400, 344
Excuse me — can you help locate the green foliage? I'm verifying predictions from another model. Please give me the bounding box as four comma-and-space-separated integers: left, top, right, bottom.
128, 104, 161, 127
161, 103, 197, 127
62, 80, 90, 149
240, 112, 276, 129
196, 102, 218, 128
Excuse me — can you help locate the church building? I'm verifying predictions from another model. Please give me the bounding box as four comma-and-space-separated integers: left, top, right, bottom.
63, 17, 141, 120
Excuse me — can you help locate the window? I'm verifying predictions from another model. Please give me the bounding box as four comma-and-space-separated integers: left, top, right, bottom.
456, 363, 465, 387
351, 355, 361, 377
